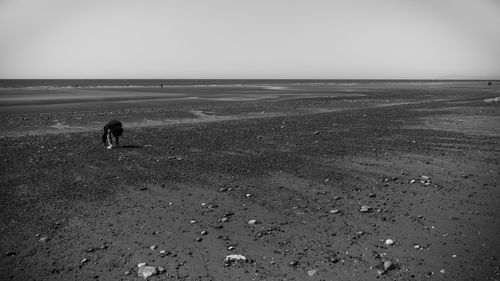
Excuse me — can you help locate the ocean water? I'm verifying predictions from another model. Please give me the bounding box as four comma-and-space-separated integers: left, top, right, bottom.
0, 79, 490, 89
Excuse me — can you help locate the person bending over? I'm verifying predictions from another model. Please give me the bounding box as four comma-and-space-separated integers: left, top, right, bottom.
102, 120, 123, 149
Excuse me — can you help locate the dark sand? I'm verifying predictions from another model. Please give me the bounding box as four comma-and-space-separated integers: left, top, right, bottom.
0, 83, 499, 280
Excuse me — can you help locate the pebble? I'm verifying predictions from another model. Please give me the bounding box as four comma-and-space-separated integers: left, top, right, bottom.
6, 251, 16, 257
158, 267, 166, 273
225, 254, 247, 264
81, 258, 89, 264
221, 217, 229, 223
383, 261, 394, 271
137, 266, 157, 279
384, 239, 394, 246
290, 261, 299, 267
137, 263, 147, 268
330, 209, 340, 214
368, 193, 376, 197
228, 246, 235, 251
246, 193, 252, 198
410, 179, 416, 184
195, 237, 203, 242
440, 269, 445, 274
377, 269, 385, 275
360, 206, 371, 212
190, 220, 197, 224
307, 269, 317, 276
201, 230, 208, 235
421, 175, 431, 181
248, 219, 258, 225
39, 236, 49, 242
150, 245, 157, 250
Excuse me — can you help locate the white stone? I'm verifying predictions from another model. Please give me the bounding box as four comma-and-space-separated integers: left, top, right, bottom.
225, 254, 247, 263
384, 239, 394, 246
137, 263, 146, 268
360, 206, 371, 212
137, 266, 157, 279
248, 219, 257, 225
330, 209, 340, 214
307, 269, 317, 276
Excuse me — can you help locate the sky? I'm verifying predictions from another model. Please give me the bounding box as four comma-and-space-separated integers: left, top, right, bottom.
0, 0, 499, 79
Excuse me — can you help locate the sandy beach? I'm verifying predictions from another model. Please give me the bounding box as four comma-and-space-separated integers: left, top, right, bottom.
0, 82, 499, 280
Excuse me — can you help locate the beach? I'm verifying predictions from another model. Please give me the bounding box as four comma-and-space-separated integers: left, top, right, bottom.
0, 81, 499, 280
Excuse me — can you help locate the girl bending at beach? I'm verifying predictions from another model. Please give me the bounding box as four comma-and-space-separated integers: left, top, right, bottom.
102, 120, 123, 149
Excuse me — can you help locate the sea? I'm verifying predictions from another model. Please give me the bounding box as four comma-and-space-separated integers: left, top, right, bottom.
0, 79, 492, 89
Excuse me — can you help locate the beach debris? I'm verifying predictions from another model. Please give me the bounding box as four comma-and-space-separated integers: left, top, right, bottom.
360, 206, 371, 213
330, 209, 340, 214
307, 269, 318, 276
248, 219, 258, 225
137, 266, 157, 279
224, 254, 247, 265
385, 239, 395, 246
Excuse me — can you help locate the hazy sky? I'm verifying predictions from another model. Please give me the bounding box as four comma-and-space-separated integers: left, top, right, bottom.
1, 0, 499, 79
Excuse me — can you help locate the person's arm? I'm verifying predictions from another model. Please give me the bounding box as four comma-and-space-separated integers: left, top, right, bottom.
106, 129, 113, 148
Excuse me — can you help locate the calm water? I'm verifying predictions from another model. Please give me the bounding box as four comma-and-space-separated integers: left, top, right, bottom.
0, 79, 492, 89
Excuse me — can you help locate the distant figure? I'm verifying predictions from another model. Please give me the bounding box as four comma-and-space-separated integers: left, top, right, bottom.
488, 82, 492, 86
161, 83, 163, 88
102, 120, 123, 149
75, 84, 78, 88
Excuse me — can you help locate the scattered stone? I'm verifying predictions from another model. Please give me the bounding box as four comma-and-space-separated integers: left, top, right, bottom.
190, 220, 197, 224
81, 258, 89, 264
421, 175, 430, 181
39, 236, 49, 242
384, 239, 394, 246
124, 271, 130, 276
360, 206, 371, 213
307, 269, 317, 276
368, 193, 376, 198
410, 179, 416, 184
246, 193, 252, 198
195, 237, 203, 242
484, 97, 499, 103
313, 131, 320, 135
225, 254, 247, 265
228, 246, 236, 251
137, 263, 147, 268
377, 269, 385, 275
248, 219, 258, 225
219, 187, 228, 192
137, 266, 157, 279
201, 230, 208, 235
440, 269, 445, 274
383, 261, 394, 271
150, 245, 157, 250
290, 261, 299, 267
6, 251, 16, 257
330, 209, 340, 214
157, 267, 166, 273
221, 217, 229, 223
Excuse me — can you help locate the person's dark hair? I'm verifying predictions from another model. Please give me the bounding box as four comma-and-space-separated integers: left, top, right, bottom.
113, 127, 123, 136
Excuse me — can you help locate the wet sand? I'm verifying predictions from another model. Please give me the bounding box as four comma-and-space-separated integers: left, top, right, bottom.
0, 83, 499, 280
